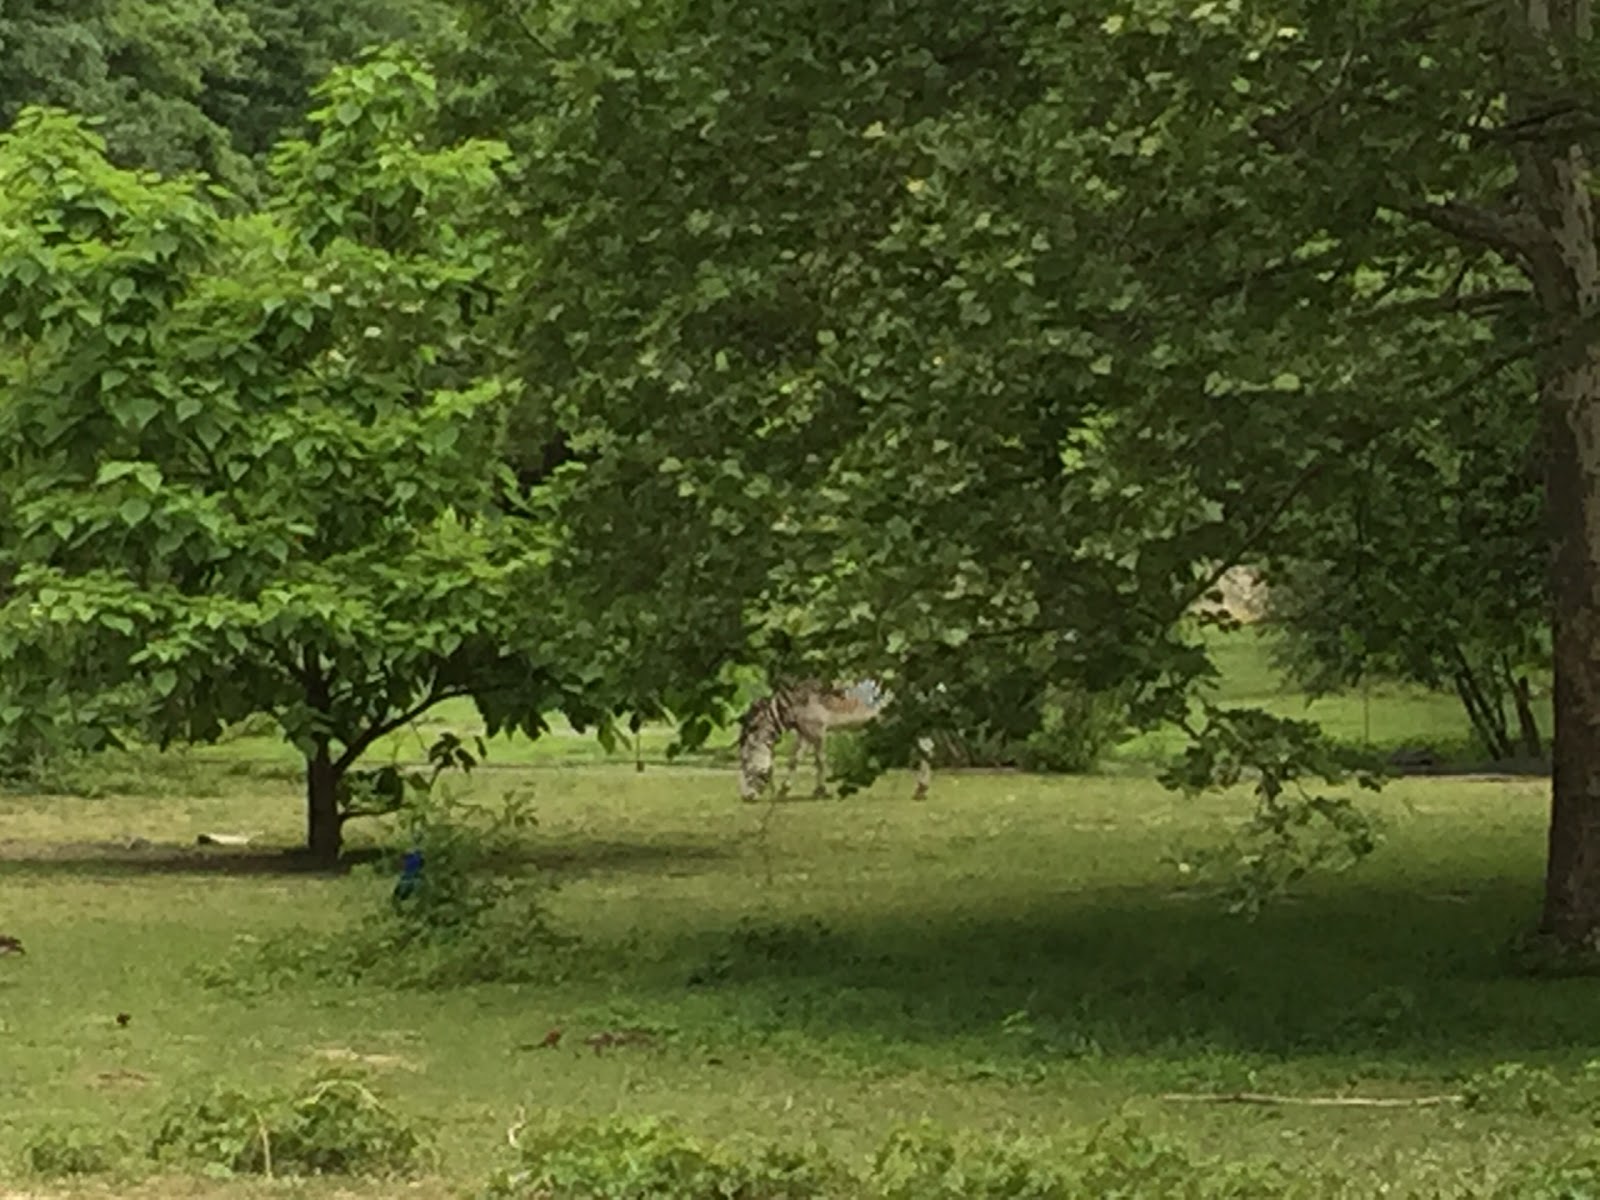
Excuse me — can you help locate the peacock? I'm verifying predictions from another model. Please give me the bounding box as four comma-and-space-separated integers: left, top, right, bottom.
391, 849, 425, 907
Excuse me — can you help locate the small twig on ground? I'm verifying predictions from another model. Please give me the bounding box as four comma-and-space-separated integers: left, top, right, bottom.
1157, 1091, 1463, 1108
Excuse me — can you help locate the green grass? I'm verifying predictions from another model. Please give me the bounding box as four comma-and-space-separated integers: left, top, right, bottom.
1110, 625, 1530, 766
0, 627, 1582, 1197
0, 767, 1593, 1197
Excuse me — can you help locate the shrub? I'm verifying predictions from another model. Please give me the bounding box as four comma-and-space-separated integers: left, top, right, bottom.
198, 781, 569, 992
482, 1114, 1293, 1200
21, 1126, 132, 1178
484, 1113, 846, 1199
343, 782, 570, 987
1017, 685, 1128, 774
150, 1071, 428, 1178
868, 1124, 1072, 1199
1460, 1059, 1600, 1120
824, 684, 1127, 781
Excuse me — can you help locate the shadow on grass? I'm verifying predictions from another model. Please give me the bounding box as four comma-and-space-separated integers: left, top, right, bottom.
0, 836, 731, 880
657, 879, 1600, 1070
0, 842, 374, 877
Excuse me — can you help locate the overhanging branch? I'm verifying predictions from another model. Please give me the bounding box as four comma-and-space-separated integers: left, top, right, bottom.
333, 684, 477, 774
1391, 199, 1545, 265
1358, 286, 1535, 323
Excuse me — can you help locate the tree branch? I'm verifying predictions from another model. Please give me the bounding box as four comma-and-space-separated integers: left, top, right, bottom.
1359, 286, 1535, 322
1391, 199, 1545, 264
333, 685, 476, 774
1167, 460, 1329, 626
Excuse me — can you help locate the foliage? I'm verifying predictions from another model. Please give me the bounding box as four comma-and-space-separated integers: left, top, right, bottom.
485, 1114, 1294, 1200
0, 49, 625, 859
21, 1126, 132, 1178
0, 0, 257, 188
486, 1113, 848, 1200
1506, 1140, 1600, 1200
1162, 704, 1385, 912
200, 0, 453, 162
149, 1070, 429, 1177
1264, 394, 1547, 762
1461, 1061, 1600, 1119
438, 0, 1511, 888
364, 777, 572, 982
432, 0, 1600, 947
1018, 686, 1130, 774
0, 0, 452, 196
199, 778, 569, 992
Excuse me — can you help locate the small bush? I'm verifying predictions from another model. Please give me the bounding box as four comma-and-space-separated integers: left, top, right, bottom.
868, 1124, 1071, 1199
199, 783, 569, 992
1495, 1136, 1600, 1199
823, 685, 1126, 779
150, 1071, 428, 1178
22, 1126, 131, 1178
343, 783, 570, 987
1017, 686, 1128, 774
482, 1114, 1293, 1200
484, 1113, 847, 1199
1460, 1060, 1600, 1119
7, 745, 230, 799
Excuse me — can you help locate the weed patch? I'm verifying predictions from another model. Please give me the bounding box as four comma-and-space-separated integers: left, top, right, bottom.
485, 1114, 1304, 1199
199, 783, 570, 991
21, 1126, 133, 1178
150, 1070, 429, 1178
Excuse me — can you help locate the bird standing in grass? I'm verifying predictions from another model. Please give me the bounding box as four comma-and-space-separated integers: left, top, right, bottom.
391, 849, 425, 907
0, 935, 23, 956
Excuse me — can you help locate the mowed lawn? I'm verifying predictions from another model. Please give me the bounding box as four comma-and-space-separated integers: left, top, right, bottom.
0, 764, 1590, 1196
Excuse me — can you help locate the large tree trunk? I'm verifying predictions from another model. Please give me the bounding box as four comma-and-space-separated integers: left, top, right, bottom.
1540, 346, 1600, 944
306, 736, 342, 866
1506, 0, 1600, 949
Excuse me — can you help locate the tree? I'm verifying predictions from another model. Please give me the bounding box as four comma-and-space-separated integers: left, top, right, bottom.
1266, 362, 1548, 762
0, 50, 610, 863
200, 0, 453, 161
437, 0, 1600, 949
0, 0, 257, 187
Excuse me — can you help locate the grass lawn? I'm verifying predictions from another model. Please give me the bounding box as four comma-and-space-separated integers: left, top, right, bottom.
0, 628, 1583, 1197
0, 769, 1592, 1196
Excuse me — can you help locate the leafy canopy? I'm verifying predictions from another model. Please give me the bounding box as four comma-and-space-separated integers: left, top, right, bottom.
0, 49, 606, 854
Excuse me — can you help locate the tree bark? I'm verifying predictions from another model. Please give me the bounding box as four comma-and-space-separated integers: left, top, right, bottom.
1540, 347, 1600, 943
301, 649, 343, 865
1498, 0, 1600, 949
306, 737, 343, 866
